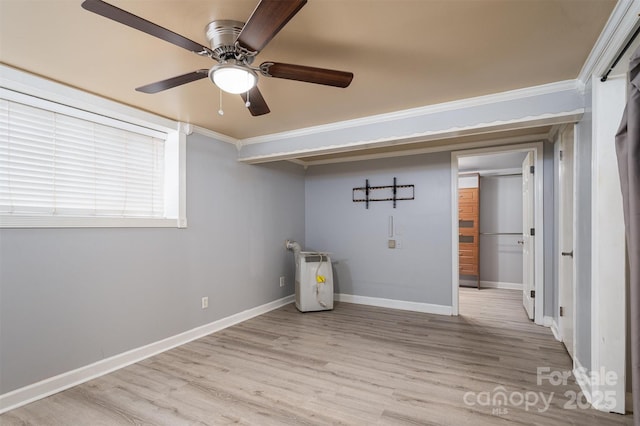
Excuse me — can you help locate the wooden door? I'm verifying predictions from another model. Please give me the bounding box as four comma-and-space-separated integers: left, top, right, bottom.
458, 176, 480, 287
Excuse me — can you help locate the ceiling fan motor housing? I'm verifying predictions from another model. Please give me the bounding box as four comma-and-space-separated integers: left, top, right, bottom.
205, 20, 245, 61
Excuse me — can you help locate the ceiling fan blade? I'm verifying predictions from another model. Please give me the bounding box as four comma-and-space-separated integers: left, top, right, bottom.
81, 0, 213, 56
236, 0, 307, 53
136, 70, 209, 94
261, 62, 353, 88
240, 87, 270, 116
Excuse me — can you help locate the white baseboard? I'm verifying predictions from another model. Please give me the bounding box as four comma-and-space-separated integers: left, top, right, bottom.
543, 316, 562, 341
479, 280, 523, 290
574, 357, 629, 413
0, 295, 295, 414
573, 357, 593, 405
335, 293, 452, 316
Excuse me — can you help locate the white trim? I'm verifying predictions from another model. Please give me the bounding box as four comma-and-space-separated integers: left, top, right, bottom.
335, 294, 452, 316
192, 125, 238, 146
590, 74, 627, 414
551, 322, 561, 342
451, 153, 461, 316
239, 111, 583, 164
557, 124, 577, 361
571, 124, 578, 365
0, 295, 294, 414
574, 357, 593, 405
578, 0, 640, 83
241, 80, 581, 146
286, 158, 308, 167
534, 143, 546, 326
543, 316, 562, 342
177, 131, 188, 228
466, 167, 523, 177
479, 280, 523, 290
0, 216, 181, 229
451, 142, 545, 325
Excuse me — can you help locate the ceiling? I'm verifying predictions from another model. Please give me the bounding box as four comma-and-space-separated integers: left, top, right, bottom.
0, 0, 616, 142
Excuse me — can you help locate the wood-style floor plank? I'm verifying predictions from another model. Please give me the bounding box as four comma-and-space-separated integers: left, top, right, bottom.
1, 288, 633, 425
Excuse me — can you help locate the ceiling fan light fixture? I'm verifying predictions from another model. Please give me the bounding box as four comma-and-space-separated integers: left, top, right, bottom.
210, 62, 257, 94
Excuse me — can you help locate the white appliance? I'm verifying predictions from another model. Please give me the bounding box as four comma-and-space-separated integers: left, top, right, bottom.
285, 240, 334, 312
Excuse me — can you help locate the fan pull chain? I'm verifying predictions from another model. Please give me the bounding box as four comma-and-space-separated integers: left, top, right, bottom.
245, 89, 251, 108
218, 89, 224, 116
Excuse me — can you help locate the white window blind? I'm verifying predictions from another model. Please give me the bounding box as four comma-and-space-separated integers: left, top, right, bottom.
0, 99, 165, 218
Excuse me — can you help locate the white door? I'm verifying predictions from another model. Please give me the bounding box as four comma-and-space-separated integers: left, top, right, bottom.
558, 127, 575, 358
522, 152, 535, 320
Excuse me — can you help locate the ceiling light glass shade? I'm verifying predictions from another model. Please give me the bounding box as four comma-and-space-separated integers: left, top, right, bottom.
209, 63, 257, 94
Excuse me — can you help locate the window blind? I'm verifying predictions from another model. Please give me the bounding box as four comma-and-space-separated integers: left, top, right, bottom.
0, 99, 165, 218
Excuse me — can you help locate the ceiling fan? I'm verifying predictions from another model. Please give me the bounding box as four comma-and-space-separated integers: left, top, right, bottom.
81, 0, 354, 116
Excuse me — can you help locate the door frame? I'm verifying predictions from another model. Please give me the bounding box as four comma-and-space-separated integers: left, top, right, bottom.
522, 151, 535, 319
589, 74, 627, 413
557, 124, 577, 359
451, 142, 545, 325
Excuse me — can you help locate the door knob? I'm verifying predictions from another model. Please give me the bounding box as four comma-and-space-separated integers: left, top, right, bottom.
561, 250, 574, 258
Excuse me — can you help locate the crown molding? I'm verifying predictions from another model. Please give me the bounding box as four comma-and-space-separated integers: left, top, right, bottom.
191, 125, 238, 145
578, 0, 640, 83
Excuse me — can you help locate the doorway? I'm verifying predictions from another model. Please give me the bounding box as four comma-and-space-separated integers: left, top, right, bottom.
451, 142, 545, 324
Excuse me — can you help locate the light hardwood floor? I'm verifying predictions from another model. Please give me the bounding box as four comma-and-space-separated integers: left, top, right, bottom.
1, 288, 633, 425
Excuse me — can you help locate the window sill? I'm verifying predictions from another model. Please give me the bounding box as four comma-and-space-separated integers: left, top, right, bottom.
0, 216, 187, 229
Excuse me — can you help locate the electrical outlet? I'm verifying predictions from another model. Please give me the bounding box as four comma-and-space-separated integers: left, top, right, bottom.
279, 276, 286, 287
201, 296, 208, 309
388, 239, 396, 249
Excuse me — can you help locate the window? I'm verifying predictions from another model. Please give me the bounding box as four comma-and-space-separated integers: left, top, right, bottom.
0, 66, 186, 228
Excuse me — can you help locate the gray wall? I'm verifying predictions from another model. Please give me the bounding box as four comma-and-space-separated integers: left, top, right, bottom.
0, 133, 305, 394
479, 175, 523, 284
0, 133, 563, 395
574, 79, 593, 369
305, 153, 452, 306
